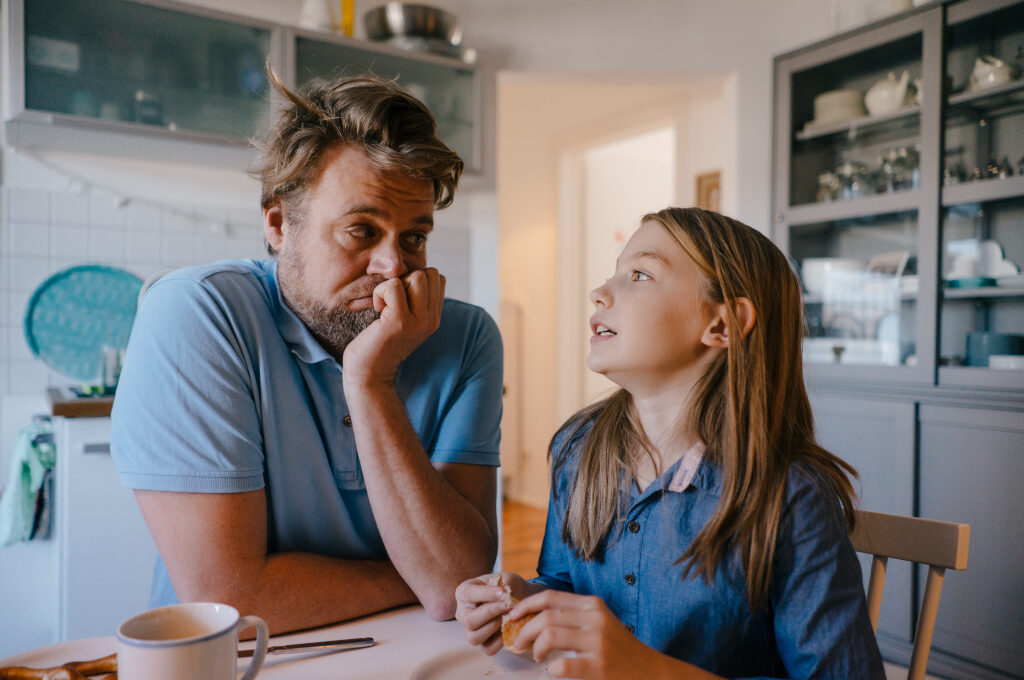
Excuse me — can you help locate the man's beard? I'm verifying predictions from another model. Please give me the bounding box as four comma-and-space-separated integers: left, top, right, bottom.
277, 249, 381, 360
294, 298, 379, 360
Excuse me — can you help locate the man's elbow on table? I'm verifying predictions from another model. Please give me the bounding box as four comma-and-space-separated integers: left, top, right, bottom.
420, 591, 457, 622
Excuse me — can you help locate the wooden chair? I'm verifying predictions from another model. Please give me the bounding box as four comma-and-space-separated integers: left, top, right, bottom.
850, 510, 970, 680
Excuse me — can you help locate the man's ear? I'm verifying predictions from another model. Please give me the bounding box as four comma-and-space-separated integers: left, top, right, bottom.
701, 297, 757, 348
263, 200, 285, 252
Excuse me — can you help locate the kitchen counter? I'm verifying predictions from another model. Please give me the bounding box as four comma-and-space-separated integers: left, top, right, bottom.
47, 387, 113, 418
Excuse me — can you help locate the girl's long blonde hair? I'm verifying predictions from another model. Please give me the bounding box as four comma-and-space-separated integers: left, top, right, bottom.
552, 207, 857, 610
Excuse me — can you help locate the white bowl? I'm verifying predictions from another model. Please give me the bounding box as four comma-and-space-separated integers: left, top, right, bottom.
801, 257, 864, 296
989, 354, 1024, 370
813, 89, 866, 125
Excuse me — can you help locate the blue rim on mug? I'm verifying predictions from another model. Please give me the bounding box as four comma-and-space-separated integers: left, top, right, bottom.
117, 602, 241, 648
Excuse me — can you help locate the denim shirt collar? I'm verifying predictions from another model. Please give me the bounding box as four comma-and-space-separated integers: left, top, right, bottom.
629, 442, 720, 508
263, 259, 336, 366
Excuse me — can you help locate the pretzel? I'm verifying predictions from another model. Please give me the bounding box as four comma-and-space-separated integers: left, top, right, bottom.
0, 653, 117, 680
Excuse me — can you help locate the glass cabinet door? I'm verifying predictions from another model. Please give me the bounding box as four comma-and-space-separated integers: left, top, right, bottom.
938, 1, 1024, 388
792, 211, 919, 368
294, 34, 478, 170
788, 32, 923, 208
22, 0, 272, 139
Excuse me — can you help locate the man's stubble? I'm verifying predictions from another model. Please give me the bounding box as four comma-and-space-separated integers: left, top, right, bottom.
277, 245, 381, 362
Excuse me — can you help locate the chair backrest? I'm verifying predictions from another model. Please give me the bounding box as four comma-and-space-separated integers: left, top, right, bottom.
850, 510, 970, 680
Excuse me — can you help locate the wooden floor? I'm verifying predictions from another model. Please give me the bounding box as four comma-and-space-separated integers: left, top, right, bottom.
500, 500, 546, 579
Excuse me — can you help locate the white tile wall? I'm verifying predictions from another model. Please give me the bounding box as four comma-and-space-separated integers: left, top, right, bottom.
0, 184, 266, 403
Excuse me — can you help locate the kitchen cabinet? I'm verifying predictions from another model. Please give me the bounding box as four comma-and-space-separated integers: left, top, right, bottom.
919, 406, 1024, 679
774, 1, 1024, 678
3, 0, 481, 170
809, 394, 915, 654
287, 29, 480, 172
4, 0, 279, 166
53, 414, 157, 641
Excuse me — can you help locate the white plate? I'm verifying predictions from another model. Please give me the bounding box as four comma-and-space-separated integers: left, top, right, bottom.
0, 637, 116, 669
410, 647, 561, 680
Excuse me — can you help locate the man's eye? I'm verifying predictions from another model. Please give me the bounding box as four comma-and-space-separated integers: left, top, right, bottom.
348, 226, 375, 239
631, 270, 651, 281
404, 233, 428, 248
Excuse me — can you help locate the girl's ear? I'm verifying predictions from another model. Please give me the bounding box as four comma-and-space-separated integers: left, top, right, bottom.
701, 297, 757, 348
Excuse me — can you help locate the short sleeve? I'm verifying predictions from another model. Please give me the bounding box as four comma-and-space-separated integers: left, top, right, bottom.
110, 276, 266, 492
428, 304, 503, 466
768, 469, 886, 680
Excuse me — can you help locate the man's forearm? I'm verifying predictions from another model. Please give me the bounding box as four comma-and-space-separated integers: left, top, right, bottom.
180, 552, 416, 635
345, 383, 498, 620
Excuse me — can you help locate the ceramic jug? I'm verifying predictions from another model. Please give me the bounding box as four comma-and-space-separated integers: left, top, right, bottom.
865, 71, 913, 116
968, 55, 1016, 92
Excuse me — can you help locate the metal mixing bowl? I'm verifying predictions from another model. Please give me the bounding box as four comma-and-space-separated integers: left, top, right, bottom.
364, 2, 463, 46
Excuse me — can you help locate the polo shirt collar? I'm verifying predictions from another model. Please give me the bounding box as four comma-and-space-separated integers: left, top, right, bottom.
264, 258, 335, 365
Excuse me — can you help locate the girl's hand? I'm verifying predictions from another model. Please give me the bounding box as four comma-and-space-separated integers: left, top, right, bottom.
508, 590, 681, 680
454, 572, 533, 656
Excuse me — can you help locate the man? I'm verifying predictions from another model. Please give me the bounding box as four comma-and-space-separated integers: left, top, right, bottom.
110, 72, 502, 634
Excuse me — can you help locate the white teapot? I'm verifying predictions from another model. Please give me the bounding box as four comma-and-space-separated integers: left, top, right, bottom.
865, 71, 914, 116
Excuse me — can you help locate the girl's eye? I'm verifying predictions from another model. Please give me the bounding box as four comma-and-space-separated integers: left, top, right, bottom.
631, 270, 651, 282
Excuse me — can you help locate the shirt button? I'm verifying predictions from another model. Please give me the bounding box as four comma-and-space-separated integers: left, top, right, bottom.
625, 624, 635, 634
343, 415, 352, 427
625, 573, 636, 586
627, 521, 640, 533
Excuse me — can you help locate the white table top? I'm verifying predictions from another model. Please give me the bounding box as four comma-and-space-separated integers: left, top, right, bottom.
0, 605, 544, 680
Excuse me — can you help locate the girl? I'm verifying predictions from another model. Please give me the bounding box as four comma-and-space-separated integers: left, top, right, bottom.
455, 208, 885, 679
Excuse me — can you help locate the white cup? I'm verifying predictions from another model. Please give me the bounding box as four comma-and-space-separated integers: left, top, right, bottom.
117, 602, 269, 680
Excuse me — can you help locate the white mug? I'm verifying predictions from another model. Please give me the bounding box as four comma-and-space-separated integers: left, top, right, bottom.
117, 602, 269, 680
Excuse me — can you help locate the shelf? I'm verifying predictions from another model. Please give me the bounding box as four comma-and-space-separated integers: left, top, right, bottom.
939, 365, 1024, 390
785, 191, 920, 225
804, 289, 919, 304
943, 285, 1024, 299
795, 106, 920, 142
941, 175, 1024, 206
947, 78, 1024, 110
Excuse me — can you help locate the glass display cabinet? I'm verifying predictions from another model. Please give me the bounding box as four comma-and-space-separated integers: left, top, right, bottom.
289, 30, 480, 171
8, 0, 276, 149
775, 3, 1024, 679
773, 9, 942, 383
938, 0, 1024, 390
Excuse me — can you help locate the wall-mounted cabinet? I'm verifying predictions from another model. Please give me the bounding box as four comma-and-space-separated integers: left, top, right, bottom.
775, 2, 1024, 678
3, 0, 481, 170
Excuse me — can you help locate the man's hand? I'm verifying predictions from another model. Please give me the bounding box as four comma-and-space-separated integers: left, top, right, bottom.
342, 268, 445, 386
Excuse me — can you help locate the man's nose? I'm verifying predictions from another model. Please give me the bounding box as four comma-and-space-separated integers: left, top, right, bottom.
366, 239, 409, 279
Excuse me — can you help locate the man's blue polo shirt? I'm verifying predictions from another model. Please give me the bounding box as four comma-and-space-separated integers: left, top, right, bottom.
110, 259, 503, 606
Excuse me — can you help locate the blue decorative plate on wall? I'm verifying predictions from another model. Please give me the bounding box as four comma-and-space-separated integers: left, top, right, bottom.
24, 265, 143, 382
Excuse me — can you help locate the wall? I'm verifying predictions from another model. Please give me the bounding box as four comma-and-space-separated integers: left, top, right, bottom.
497, 75, 729, 505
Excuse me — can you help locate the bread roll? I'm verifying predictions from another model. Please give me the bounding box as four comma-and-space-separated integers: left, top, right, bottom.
493, 574, 537, 655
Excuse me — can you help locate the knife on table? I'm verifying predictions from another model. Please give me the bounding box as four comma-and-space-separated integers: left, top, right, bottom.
238, 637, 376, 658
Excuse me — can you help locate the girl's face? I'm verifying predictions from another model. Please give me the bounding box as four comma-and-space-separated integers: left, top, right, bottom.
587, 221, 720, 392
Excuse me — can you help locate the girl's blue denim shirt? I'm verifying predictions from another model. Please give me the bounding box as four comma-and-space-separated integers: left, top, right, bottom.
532, 422, 885, 680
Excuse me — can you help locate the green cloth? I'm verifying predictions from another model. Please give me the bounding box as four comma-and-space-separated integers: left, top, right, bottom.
0, 423, 56, 547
